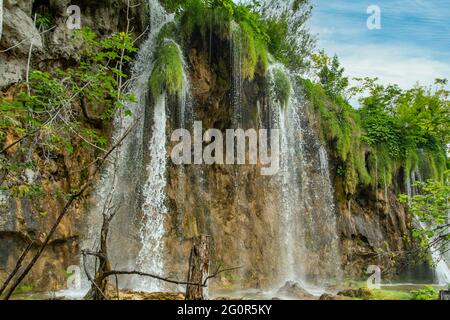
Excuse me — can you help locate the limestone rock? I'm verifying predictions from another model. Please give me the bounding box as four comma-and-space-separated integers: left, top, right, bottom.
337, 287, 373, 299
276, 281, 315, 300
5, 0, 32, 16
0, 5, 42, 56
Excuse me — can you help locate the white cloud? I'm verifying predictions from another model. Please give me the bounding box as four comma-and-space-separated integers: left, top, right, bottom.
320, 43, 450, 89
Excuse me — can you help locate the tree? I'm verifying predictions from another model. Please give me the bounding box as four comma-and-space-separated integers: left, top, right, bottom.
311, 50, 349, 99
252, 0, 316, 72
400, 171, 450, 259
0, 25, 138, 299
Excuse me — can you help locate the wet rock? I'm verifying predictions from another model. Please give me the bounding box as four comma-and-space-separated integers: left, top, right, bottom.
276, 281, 315, 300
106, 289, 185, 300
319, 293, 353, 300
337, 287, 373, 300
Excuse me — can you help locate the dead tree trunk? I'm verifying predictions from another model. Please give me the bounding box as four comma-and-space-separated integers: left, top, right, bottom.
83, 216, 112, 300
185, 235, 210, 300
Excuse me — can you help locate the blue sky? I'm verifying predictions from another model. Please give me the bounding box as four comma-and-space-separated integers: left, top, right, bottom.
310, 0, 450, 88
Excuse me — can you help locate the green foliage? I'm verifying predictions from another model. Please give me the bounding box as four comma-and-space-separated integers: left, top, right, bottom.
411, 286, 439, 300
304, 57, 449, 194
0, 28, 137, 205
35, 14, 54, 30
301, 78, 369, 193
399, 172, 450, 254
253, 0, 316, 72
359, 80, 449, 184
149, 40, 185, 97
270, 67, 292, 109
312, 51, 349, 99
170, 0, 270, 79
164, 0, 314, 79
367, 145, 395, 188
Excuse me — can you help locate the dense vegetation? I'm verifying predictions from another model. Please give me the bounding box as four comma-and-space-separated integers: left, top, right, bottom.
302, 52, 449, 196
400, 172, 450, 256
0, 28, 137, 201
158, 0, 314, 81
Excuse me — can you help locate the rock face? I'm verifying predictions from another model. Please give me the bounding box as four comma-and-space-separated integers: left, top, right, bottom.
334, 179, 433, 281
0, 0, 147, 89
0, 0, 146, 291
0, 0, 428, 294
0, 1, 42, 87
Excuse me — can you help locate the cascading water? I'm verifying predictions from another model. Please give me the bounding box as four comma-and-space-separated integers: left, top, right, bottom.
135, 93, 168, 291
267, 63, 342, 290
407, 171, 450, 285
80, 0, 192, 293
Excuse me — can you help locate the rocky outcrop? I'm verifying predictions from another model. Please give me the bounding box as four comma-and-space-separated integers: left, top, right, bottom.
0, 0, 147, 89
0, 0, 147, 291
0, 0, 42, 87
276, 281, 315, 300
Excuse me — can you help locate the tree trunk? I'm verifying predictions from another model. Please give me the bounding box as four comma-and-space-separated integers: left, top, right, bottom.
84, 217, 112, 300
185, 235, 209, 300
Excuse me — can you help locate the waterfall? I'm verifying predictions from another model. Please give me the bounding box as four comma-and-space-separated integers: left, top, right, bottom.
277, 105, 301, 280
135, 93, 168, 291
433, 249, 450, 285
80, 0, 192, 293
417, 220, 450, 285
268, 63, 341, 288
230, 21, 243, 128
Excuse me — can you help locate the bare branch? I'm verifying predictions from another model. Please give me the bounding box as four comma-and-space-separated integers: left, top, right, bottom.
2, 117, 141, 300
0, 241, 34, 297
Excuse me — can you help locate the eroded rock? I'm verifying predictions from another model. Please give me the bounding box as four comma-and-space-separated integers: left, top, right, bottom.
276, 281, 315, 300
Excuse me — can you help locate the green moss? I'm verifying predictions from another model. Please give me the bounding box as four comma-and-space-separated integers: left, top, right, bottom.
15, 283, 34, 294
270, 67, 292, 109
302, 78, 371, 193
370, 289, 413, 300
175, 0, 269, 79
149, 39, 185, 98
367, 146, 395, 188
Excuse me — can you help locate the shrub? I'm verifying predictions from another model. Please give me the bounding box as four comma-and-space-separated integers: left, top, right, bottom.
411, 286, 439, 300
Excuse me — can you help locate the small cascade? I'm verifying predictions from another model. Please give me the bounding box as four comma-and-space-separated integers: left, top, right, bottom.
433, 250, 450, 285
408, 170, 450, 285
384, 168, 389, 212
230, 21, 243, 128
